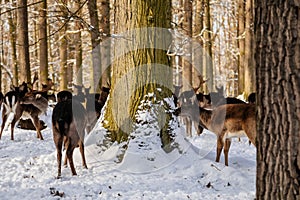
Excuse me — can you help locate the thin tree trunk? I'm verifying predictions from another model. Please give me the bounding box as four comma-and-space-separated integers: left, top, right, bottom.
244, 0, 254, 95
203, 0, 213, 92
58, 0, 68, 90
6, 0, 18, 86
99, 0, 111, 87
17, 0, 31, 83
74, 0, 83, 85
39, 0, 48, 86
182, 0, 193, 90
87, 0, 101, 92
237, 0, 245, 94
255, 1, 300, 199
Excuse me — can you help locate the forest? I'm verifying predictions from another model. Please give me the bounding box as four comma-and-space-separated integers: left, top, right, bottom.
0, 0, 299, 199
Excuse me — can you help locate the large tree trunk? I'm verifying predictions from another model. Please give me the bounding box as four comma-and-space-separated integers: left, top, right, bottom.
17, 0, 31, 83
255, 1, 300, 199
39, 0, 48, 86
104, 0, 173, 149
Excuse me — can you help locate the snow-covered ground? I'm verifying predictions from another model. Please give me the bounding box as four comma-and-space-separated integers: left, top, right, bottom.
0, 106, 256, 199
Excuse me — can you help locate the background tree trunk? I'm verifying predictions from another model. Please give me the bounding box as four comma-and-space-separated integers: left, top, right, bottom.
99, 0, 111, 87
203, 0, 213, 92
237, 0, 245, 94
244, 0, 254, 95
74, 0, 83, 85
87, 0, 101, 92
182, 0, 193, 90
255, 1, 300, 199
59, 0, 68, 90
17, 0, 31, 83
39, 0, 48, 86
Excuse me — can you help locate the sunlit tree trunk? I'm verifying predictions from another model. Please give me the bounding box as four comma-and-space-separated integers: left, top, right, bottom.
104, 0, 173, 148
58, 0, 68, 90
244, 0, 254, 95
182, 0, 193, 90
203, 0, 213, 92
39, 0, 48, 86
255, 1, 300, 199
17, 0, 31, 83
237, 0, 245, 94
74, 0, 83, 85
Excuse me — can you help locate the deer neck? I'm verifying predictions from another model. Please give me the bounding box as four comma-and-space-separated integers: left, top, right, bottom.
199, 107, 212, 130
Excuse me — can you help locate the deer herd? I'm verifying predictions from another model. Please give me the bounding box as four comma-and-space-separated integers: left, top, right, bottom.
0, 75, 256, 177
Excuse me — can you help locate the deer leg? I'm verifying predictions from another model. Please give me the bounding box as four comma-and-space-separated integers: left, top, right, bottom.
79, 141, 87, 169
215, 136, 224, 163
224, 139, 232, 166
10, 116, 19, 141
0, 114, 8, 139
66, 145, 77, 176
53, 128, 63, 178
31, 116, 44, 140
63, 137, 69, 167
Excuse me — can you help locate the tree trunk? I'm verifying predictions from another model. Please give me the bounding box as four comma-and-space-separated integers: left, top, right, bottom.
39, 0, 48, 86
104, 0, 173, 149
203, 0, 213, 92
17, 0, 31, 83
87, 0, 101, 92
74, 0, 83, 85
244, 0, 254, 95
237, 0, 245, 94
58, 0, 68, 90
255, 1, 300, 199
182, 0, 193, 90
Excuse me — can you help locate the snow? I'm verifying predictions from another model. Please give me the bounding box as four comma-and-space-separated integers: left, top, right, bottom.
0, 104, 256, 199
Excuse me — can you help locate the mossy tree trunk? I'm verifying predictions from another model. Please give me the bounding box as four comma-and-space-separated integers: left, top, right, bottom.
104, 0, 173, 148
255, 1, 300, 199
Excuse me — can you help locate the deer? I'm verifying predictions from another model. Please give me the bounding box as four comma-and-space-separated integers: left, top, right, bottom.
52, 99, 88, 178
176, 75, 209, 137
179, 103, 256, 166
0, 82, 48, 140
57, 90, 73, 102
85, 86, 110, 132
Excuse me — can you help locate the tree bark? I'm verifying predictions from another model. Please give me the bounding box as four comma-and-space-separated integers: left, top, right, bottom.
39, 0, 48, 86
99, 0, 111, 87
255, 1, 300, 199
237, 0, 245, 94
203, 0, 213, 92
104, 0, 173, 149
17, 0, 31, 83
58, 0, 68, 90
87, 0, 101, 92
74, 0, 83, 85
244, 0, 255, 95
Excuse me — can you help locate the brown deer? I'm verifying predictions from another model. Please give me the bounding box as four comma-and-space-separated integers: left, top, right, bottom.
0, 83, 48, 140
52, 99, 88, 177
180, 103, 256, 166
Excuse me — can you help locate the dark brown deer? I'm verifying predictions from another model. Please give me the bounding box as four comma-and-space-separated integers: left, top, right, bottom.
85, 86, 110, 132
180, 103, 256, 166
0, 83, 48, 140
52, 99, 88, 177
